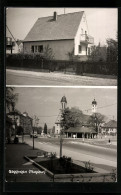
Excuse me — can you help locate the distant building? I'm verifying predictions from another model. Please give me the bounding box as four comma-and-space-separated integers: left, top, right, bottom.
23, 11, 94, 61
101, 120, 117, 135
7, 111, 33, 135
6, 27, 23, 54
6, 37, 23, 54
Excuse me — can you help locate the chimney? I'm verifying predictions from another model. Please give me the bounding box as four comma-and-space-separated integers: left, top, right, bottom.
53, 12, 57, 21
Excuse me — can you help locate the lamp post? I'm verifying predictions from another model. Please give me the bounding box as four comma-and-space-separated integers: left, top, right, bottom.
60, 112, 65, 158
32, 115, 39, 150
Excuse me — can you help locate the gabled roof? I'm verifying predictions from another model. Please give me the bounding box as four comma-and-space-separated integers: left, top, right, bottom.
103, 120, 117, 128
24, 11, 84, 42
65, 126, 96, 133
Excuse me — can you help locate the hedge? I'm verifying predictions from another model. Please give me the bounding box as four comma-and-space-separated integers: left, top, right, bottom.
6, 54, 118, 76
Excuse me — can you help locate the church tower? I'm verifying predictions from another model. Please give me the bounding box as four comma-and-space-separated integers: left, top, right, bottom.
92, 98, 97, 113
61, 95, 67, 111
54, 96, 67, 135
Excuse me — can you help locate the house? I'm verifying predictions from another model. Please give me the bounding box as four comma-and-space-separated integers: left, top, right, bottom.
7, 111, 33, 135
6, 27, 23, 54
23, 11, 94, 61
6, 37, 23, 54
101, 120, 117, 136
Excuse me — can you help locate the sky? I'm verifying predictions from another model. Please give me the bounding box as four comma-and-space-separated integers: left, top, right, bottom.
6, 7, 118, 45
10, 87, 117, 128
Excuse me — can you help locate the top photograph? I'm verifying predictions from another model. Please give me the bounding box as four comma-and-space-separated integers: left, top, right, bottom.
6, 8, 118, 86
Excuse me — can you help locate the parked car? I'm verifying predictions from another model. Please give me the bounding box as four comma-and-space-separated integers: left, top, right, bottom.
30, 133, 38, 138
47, 134, 51, 138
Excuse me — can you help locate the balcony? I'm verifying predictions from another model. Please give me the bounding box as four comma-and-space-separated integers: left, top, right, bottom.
80, 34, 94, 44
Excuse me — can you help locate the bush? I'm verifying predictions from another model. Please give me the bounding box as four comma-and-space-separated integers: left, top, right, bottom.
6, 54, 118, 76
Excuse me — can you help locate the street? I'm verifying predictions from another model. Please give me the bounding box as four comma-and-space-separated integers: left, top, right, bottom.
6, 69, 117, 86
24, 136, 117, 172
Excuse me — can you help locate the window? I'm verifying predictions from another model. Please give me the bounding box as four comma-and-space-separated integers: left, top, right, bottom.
31, 45, 43, 53
38, 45, 43, 53
31, 46, 34, 53
78, 45, 82, 53
88, 47, 90, 55
81, 28, 83, 35
35, 46, 38, 52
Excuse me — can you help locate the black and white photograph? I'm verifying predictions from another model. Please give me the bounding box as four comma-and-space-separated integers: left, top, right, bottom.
4, 6, 119, 193
5, 87, 117, 183
6, 8, 117, 86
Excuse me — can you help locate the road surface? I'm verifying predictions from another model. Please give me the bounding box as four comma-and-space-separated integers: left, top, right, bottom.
6, 69, 117, 86
24, 136, 117, 171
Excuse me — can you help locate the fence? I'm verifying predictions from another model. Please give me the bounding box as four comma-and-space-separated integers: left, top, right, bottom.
6, 54, 118, 76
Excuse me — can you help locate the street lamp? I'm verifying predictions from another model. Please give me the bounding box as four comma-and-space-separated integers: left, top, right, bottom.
60, 113, 65, 158
32, 115, 39, 150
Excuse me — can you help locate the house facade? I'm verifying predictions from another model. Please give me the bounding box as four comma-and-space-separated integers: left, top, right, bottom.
101, 120, 117, 136
6, 37, 23, 54
7, 111, 33, 135
23, 11, 94, 61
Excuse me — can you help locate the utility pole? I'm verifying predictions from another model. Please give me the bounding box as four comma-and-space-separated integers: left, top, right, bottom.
60, 111, 65, 158
64, 8, 65, 14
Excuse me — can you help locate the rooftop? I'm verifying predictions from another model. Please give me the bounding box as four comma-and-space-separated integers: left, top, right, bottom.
24, 11, 84, 42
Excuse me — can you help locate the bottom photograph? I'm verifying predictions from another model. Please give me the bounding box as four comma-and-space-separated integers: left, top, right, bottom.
5, 87, 117, 183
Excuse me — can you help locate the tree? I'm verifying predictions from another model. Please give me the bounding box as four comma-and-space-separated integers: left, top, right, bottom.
6, 87, 18, 112
89, 43, 107, 62
43, 44, 54, 60
63, 107, 83, 129
67, 48, 80, 61
106, 37, 118, 62
88, 113, 106, 133
44, 123, 47, 134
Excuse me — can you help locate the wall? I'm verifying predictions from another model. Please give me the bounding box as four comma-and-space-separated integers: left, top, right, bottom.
55, 123, 61, 135
74, 12, 93, 56
23, 39, 74, 60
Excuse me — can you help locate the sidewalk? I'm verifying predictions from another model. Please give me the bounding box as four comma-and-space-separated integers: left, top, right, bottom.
7, 66, 117, 79
5, 143, 51, 182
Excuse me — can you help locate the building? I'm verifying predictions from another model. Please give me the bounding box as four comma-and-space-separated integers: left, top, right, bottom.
23, 11, 94, 61
55, 96, 97, 138
101, 120, 117, 136
54, 96, 67, 135
7, 111, 33, 135
65, 125, 97, 139
6, 37, 23, 54
6, 27, 23, 54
